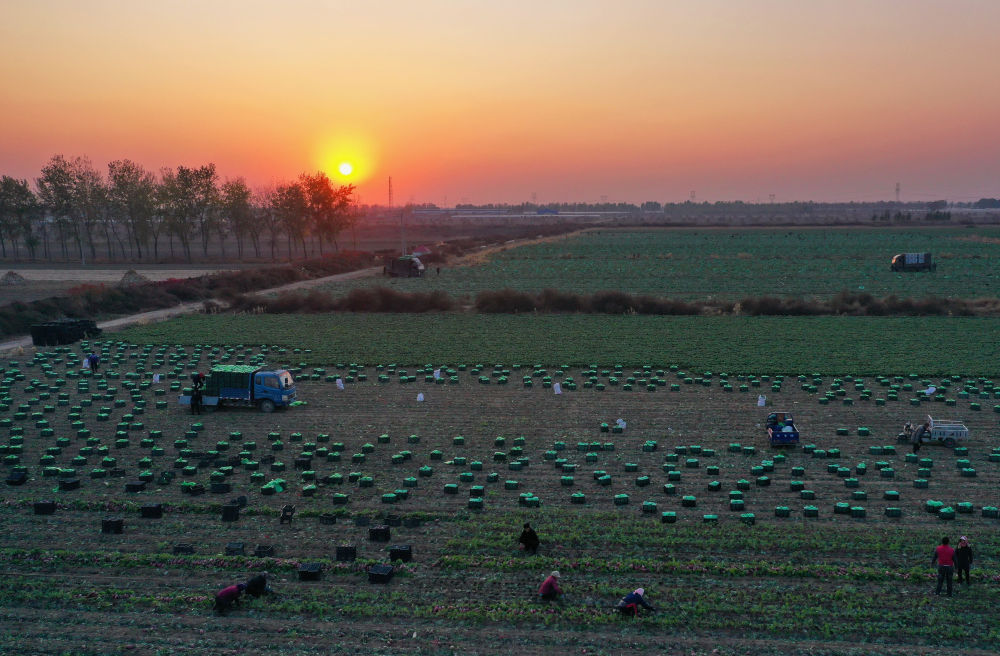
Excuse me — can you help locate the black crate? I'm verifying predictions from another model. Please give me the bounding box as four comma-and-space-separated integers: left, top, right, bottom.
231, 496, 248, 508
125, 481, 146, 493
141, 504, 163, 519
59, 478, 81, 491
188, 483, 205, 496
6, 471, 27, 486
298, 563, 322, 581
102, 517, 124, 534
319, 513, 337, 525
109, 468, 127, 478
368, 564, 394, 584
172, 543, 195, 555
33, 501, 56, 515
389, 545, 412, 562
210, 482, 232, 494
335, 545, 357, 562
221, 505, 240, 522
385, 515, 402, 527
225, 542, 245, 556
254, 544, 275, 557
294, 457, 312, 470
368, 525, 391, 542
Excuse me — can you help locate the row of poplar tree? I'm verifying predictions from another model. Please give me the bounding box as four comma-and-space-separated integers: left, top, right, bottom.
0, 155, 356, 263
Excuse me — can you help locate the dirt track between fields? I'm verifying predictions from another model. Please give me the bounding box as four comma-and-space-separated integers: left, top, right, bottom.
0, 266, 381, 354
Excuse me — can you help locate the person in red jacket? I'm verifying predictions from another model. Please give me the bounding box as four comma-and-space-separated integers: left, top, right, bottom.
213, 582, 246, 614
538, 571, 562, 601
932, 536, 955, 597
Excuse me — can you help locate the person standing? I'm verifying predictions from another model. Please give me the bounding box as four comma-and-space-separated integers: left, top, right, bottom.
518, 522, 540, 555
932, 536, 955, 597
955, 536, 973, 585
190, 386, 203, 415
910, 421, 928, 454
538, 571, 562, 601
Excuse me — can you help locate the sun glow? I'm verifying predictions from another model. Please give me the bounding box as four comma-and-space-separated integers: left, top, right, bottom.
316, 132, 376, 184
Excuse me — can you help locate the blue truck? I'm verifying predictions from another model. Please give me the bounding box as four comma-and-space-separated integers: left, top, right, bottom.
765, 411, 800, 447
178, 365, 296, 413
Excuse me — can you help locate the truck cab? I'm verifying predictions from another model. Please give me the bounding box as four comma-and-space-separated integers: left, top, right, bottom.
252, 369, 296, 412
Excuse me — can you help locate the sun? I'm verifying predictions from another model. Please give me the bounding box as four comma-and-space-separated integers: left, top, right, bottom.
338, 162, 353, 176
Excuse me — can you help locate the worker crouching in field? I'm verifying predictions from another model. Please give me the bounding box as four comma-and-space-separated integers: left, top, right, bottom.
213, 583, 246, 614
538, 571, 562, 602
617, 588, 655, 617
245, 571, 272, 598
518, 522, 540, 555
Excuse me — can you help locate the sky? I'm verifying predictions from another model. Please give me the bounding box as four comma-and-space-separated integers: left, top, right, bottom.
2, 0, 999, 205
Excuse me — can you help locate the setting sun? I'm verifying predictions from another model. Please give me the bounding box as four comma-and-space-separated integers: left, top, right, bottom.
338, 162, 353, 176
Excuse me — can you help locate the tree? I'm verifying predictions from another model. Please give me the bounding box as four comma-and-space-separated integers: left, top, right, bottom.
35, 155, 107, 264
108, 159, 157, 260
158, 164, 218, 261
220, 178, 254, 259
0, 176, 40, 259
298, 172, 355, 254
271, 181, 309, 258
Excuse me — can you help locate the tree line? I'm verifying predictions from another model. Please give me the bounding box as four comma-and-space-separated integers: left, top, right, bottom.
0, 155, 356, 263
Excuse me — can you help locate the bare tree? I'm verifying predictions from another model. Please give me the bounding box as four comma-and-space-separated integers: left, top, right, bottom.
108, 159, 157, 260
272, 181, 309, 258
0, 176, 39, 259
220, 177, 253, 259
299, 172, 355, 254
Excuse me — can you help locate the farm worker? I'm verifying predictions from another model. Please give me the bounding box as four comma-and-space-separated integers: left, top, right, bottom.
213, 582, 246, 614
87, 353, 101, 372
192, 372, 205, 390
190, 386, 203, 415
617, 588, 655, 617
931, 536, 955, 597
955, 536, 973, 585
518, 522, 540, 554
910, 422, 928, 454
538, 571, 562, 601
245, 571, 272, 598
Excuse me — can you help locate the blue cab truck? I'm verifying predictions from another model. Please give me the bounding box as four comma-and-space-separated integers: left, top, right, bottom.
179, 365, 296, 413
765, 411, 800, 447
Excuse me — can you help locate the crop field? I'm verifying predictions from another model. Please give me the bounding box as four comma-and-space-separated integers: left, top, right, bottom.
116, 313, 1000, 377
306, 227, 1000, 301
4, 341, 1000, 655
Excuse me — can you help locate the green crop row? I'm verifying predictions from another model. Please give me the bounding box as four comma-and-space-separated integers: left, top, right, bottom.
116, 313, 1000, 375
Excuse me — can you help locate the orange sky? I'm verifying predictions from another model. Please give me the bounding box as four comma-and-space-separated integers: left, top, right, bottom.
2, 0, 999, 204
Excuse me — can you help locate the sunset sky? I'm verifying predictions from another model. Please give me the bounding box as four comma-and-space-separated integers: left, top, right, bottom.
2, 0, 999, 205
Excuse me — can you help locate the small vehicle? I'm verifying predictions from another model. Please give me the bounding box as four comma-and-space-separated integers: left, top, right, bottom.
179, 365, 296, 413
765, 411, 800, 447
30, 318, 102, 346
890, 252, 935, 272
899, 415, 968, 448
384, 255, 425, 277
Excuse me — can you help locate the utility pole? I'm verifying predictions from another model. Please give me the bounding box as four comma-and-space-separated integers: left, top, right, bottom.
895, 182, 901, 203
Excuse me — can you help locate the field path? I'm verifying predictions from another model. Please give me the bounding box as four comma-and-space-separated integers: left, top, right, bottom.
0, 265, 381, 353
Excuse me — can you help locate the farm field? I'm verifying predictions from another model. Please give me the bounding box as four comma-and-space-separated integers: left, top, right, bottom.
116, 313, 1000, 377
306, 227, 1000, 301
4, 342, 1000, 655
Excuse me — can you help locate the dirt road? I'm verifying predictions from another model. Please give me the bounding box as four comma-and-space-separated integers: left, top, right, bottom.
0, 266, 381, 354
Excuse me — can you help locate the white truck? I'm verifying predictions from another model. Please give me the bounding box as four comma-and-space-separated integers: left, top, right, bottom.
900, 415, 968, 448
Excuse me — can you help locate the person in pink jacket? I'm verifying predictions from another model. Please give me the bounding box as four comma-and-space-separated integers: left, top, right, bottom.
213, 582, 246, 614
538, 571, 562, 601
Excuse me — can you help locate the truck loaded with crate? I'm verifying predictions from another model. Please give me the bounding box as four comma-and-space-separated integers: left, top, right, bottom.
178, 364, 297, 413
890, 252, 935, 272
